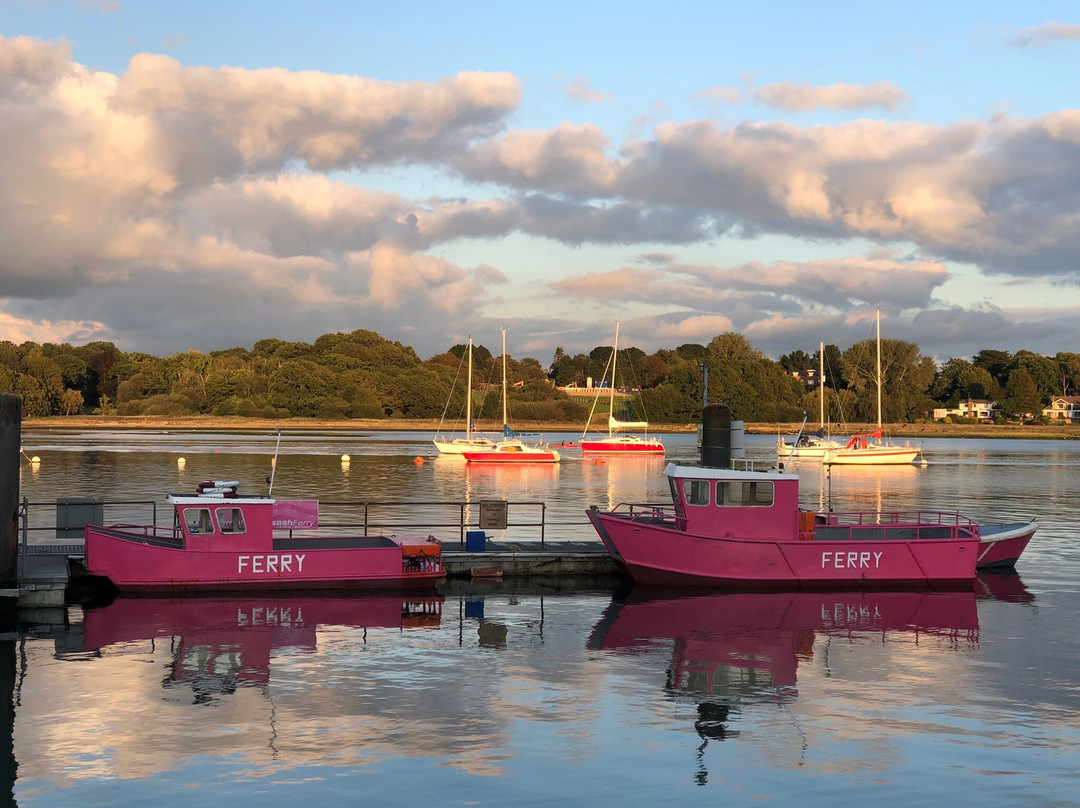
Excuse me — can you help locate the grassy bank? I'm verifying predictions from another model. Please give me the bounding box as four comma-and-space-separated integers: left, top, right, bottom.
20, 415, 1080, 440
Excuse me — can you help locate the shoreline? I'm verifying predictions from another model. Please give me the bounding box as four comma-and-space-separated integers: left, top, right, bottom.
19, 415, 1080, 440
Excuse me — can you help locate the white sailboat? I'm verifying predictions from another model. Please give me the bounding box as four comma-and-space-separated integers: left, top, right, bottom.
580, 321, 663, 455
823, 310, 921, 466
433, 336, 497, 455
777, 340, 844, 459
463, 329, 561, 463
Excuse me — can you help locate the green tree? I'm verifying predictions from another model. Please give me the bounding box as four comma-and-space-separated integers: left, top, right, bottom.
818, 344, 846, 390
779, 349, 813, 373
841, 337, 935, 422
76, 341, 121, 405
20, 346, 65, 414
1003, 369, 1042, 420
698, 333, 804, 422
932, 358, 997, 405
266, 360, 339, 417
674, 343, 706, 360
1009, 352, 1059, 404
1056, 352, 1080, 396
60, 388, 84, 415
14, 374, 49, 417
972, 349, 1013, 390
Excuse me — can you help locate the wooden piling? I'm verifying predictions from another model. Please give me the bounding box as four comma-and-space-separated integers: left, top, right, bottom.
0, 394, 20, 616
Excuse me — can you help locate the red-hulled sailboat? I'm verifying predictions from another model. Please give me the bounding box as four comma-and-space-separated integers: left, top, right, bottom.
579, 321, 663, 456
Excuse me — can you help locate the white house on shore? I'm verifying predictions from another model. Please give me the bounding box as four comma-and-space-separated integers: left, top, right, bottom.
1041, 396, 1080, 422
933, 399, 1002, 422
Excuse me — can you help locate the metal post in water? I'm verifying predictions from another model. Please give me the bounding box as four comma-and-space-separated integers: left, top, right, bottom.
267, 427, 282, 496
701, 403, 732, 468
0, 394, 20, 594
827, 463, 833, 512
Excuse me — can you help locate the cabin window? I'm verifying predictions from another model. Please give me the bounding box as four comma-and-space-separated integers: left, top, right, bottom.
215, 507, 246, 534
718, 481, 774, 507
184, 508, 214, 533
685, 479, 711, 506
753, 482, 774, 505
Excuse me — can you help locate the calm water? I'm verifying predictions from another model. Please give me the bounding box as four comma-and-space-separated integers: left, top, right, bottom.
6, 429, 1080, 806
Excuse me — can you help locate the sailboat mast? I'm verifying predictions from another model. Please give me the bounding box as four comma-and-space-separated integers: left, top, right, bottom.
819, 340, 825, 430
610, 321, 619, 438
876, 309, 882, 433
465, 337, 473, 440
501, 328, 508, 433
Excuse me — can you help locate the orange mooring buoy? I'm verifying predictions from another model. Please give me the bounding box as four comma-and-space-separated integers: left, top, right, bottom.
414, 456, 425, 465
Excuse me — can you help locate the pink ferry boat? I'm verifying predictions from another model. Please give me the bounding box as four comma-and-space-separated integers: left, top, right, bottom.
586, 461, 1037, 588
84, 480, 445, 594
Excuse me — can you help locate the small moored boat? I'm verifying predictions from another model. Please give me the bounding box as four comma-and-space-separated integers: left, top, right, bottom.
84, 480, 446, 594
462, 328, 561, 464
579, 321, 663, 456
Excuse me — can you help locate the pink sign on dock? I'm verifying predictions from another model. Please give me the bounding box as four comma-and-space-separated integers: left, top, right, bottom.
272, 500, 319, 529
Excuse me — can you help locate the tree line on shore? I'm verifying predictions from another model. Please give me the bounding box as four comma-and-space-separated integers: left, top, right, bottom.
2, 329, 1077, 425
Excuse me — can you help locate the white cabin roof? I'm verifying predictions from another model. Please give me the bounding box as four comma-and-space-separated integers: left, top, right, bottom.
168, 494, 274, 505
664, 462, 792, 483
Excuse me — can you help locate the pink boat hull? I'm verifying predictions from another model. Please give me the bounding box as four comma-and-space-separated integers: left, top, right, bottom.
977, 522, 1037, 569
85, 527, 444, 594
587, 511, 978, 587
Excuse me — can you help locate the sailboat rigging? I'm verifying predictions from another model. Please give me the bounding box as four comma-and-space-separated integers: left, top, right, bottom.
822, 310, 922, 466
776, 341, 844, 459
462, 329, 561, 464
580, 321, 663, 456
433, 337, 496, 455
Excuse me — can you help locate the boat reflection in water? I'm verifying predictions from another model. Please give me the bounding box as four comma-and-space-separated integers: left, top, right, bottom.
588, 576, 1032, 783
83, 595, 443, 700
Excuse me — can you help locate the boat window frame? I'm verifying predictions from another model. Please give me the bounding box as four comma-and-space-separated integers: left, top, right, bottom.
183, 507, 214, 534
215, 506, 247, 534
684, 479, 711, 507
717, 480, 774, 508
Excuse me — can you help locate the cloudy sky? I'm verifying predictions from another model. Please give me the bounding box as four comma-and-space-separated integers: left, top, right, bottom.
2, 1, 1079, 364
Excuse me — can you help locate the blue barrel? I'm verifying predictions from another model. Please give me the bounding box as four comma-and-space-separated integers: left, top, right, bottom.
466, 530, 486, 552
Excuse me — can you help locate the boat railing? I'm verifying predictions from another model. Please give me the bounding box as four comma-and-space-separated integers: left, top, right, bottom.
17, 497, 161, 557
106, 523, 182, 539
289, 499, 550, 547
816, 510, 980, 541
610, 502, 679, 525
19, 496, 557, 552
731, 457, 787, 473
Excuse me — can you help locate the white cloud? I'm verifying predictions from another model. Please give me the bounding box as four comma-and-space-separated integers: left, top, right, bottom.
0, 309, 107, 345
110, 53, 520, 172
549, 252, 947, 314
751, 81, 909, 112
454, 122, 618, 194
1, 35, 1077, 362
564, 76, 615, 105
693, 86, 744, 106
1006, 22, 1080, 48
